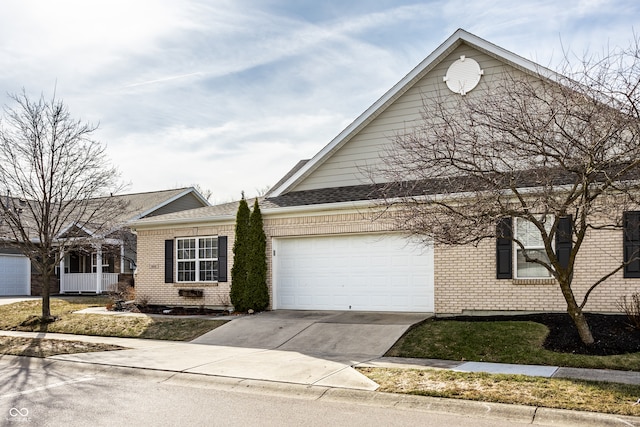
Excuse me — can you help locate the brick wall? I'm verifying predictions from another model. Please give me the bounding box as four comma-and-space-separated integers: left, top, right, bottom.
136, 208, 640, 314
135, 224, 235, 307
134, 210, 394, 308
435, 227, 640, 315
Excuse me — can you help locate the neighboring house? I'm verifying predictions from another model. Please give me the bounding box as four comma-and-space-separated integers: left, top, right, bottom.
0, 187, 209, 296
131, 29, 639, 314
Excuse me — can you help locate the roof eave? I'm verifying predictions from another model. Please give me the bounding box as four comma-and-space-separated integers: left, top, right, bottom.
131, 199, 378, 230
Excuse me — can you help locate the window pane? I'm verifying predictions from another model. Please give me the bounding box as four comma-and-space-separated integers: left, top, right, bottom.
199, 260, 218, 281
199, 237, 217, 259
515, 218, 544, 247
177, 239, 196, 260
177, 261, 195, 282
514, 217, 554, 279
516, 249, 551, 278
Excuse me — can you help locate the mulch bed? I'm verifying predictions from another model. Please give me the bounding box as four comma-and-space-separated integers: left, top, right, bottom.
136, 305, 232, 316
444, 313, 640, 356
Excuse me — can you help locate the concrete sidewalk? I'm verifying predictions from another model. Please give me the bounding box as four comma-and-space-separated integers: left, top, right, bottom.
2, 330, 640, 426
0, 330, 380, 390
2, 329, 640, 387
361, 357, 640, 385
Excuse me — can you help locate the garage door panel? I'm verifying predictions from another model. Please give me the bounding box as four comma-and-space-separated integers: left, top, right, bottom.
0, 254, 31, 296
274, 234, 434, 312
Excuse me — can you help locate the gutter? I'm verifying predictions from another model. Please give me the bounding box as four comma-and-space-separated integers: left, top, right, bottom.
129, 199, 379, 230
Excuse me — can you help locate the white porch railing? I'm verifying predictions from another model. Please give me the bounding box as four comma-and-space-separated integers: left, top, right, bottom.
60, 273, 119, 293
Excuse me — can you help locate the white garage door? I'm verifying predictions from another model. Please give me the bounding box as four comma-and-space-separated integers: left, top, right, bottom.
0, 254, 30, 296
274, 234, 434, 312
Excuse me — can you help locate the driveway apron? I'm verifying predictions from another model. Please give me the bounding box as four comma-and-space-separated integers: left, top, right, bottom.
192, 310, 430, 359
51, 310, 431, 391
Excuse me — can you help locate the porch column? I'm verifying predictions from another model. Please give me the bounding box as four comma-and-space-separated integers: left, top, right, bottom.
59, 249, 65, 294
96, 245, 103, 293
120, 244, 125, 273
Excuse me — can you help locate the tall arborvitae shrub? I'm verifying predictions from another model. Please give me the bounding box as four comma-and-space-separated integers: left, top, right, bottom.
246, 199, 269, 311
230, 194, 250, 312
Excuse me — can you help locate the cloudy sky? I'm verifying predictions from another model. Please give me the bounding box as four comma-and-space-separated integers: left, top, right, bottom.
0, 1, 637, 203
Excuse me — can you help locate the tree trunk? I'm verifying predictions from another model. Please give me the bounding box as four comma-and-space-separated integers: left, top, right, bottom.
567, 307, 594, 346
558, 279, 595, 345
40, 270, 52, 321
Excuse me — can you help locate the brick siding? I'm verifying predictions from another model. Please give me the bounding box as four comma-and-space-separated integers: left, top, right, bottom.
135, 209, 640, 314
435, 227, 638, 314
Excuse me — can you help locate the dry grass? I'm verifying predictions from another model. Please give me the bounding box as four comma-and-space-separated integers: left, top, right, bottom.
0, 297, 227, 341
0, 336, 123, 358
360, 367, 640, 416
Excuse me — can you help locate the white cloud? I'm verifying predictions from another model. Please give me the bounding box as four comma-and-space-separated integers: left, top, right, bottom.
0, 0, 637, 202
108, 111, 349, 201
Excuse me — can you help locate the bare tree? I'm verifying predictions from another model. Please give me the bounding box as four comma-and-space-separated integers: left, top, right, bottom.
0, 90, 125, 321
191, 183, 212, 201
375, 39, 640, 345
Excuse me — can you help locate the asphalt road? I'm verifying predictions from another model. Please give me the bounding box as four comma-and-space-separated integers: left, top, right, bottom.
0, 359, 537, 427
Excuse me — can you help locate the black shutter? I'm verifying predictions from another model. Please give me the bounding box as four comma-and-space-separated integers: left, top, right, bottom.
164, 240, 174, 283
624, 212, 640, 278
496, 217, 513, 279
555, 216, 573, 271
217, 236, 228, 282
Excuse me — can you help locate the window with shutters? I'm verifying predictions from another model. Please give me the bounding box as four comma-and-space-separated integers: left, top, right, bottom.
176, 236, 218, 282
514, 217, 553, 278
497, 216, 572, 280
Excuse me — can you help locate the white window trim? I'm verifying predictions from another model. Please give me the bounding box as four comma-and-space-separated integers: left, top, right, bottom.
91, 253, 110, 273
513, 216, 553, 279
175, 236, 219, 283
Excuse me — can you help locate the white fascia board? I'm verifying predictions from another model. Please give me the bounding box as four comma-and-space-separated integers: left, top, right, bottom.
268, 29, 562, 198
131, 200, 378, 230
57, 222, 97, 239
133, 179, 621, 230
130, 214, 236, 230
262, 199, 375, 218
54, 236, 123, 247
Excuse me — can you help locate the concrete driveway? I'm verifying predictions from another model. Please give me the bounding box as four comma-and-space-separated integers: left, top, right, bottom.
0, 296, 38, 305
192, 310, 431, 360
50, 310, 431, 391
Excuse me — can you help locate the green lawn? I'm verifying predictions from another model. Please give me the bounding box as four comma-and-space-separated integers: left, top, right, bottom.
386, 318, 640, 370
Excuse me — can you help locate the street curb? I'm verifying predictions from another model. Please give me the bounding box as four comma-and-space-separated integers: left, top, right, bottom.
534, 407, 640, 426
11, 356, 636, 427
157, 370, 640, 426
322, 388, 536, 423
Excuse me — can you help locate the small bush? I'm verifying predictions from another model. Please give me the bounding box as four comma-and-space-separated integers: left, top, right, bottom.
108, 281, 135, 303
136, 294, 149, 308
617, 293, 640, 330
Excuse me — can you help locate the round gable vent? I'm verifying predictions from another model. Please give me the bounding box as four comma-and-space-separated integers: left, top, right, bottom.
443, 55, 484, 95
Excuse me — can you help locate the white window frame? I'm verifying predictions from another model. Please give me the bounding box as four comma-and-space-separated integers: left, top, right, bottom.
91, 253, 111, 273
176, 236, 218, 282
513, 216, 553, 279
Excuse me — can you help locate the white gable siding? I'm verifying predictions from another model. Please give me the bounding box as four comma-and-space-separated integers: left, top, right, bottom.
293, 44, 515, 192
